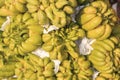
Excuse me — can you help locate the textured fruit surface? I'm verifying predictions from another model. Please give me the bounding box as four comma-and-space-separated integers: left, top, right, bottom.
56, 56, 93, 80
15, 54, 55, 80
42, 23, 85, 61
2, 14, 43, 56
0, 0, 119, 80
77, 0, 117, 40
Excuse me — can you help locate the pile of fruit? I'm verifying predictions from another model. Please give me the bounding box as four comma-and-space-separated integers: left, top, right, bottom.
0, 0, 120, 80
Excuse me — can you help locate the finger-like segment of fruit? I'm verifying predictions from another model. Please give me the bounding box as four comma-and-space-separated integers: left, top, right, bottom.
100, 73, 113, 78
38, 9, 49, 25
94, 64, 113, 73
42, 42, 54, 52
55, 0, 68, 9
24, 69, 34, 79
26, 0, 39, 5
109, 37, 119, 45
26, 4, 38, 13
98, 24, 112, 40
0, 71, 15, 78
63, 6, 74, 14
91, 1, 107, 13
0, 7, 14, 16
103, 39, 115, 49
83, 6, 97, 14
91, 43, 107, 53
22, 12, 32, 22
93, 40, 113, 51
87, 25, 105, 39
68, 0, 77, 8
80, 13, 96, 25
42, 34, 52, 42
99, 1, 107, 13
21, 42, 37, 52
96, 76, 106, 80
14, 1, 27, 13
82, 16, 102, 31
52, 11, 67, 28
65, 43, 79, 58
8, 5, 19, 15
91, 50, 105, 58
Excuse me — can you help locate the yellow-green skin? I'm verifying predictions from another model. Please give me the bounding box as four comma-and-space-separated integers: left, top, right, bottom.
2, 0, 78, 28
88, 37, 120, 75
0, 55, 18, 79
0, 0, 4, 7
0, 64, 15, 78
56, 56, 93, 80
15, 54, 55, 80
0, 16, 6, 27
96, 72, 120, 80
77, 1, 117, 40
112, 48, 120, 78
2, 14, 43, 56
42, 23, 85, 60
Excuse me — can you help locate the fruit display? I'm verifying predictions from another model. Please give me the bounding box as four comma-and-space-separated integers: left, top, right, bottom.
0, 0, 120, 80
77, 0, 117, 40
56, 56, 93, 80
2, 14, 43, 56
88, 36, 120, 79
2, 0, 79, 28
88, 38, 116, 72
42, 23, 85, 61
15, 54, 55, 80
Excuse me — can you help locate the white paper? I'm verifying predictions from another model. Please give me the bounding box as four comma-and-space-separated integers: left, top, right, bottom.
71, 6, 84, 22
1, 16, 10, 31
79, 37, 96, 55
112, 3, 117, 13
43, 25, 59, 34
32, 48, 50, 58
93, 71, 100, 80
52, 60, 61, 74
